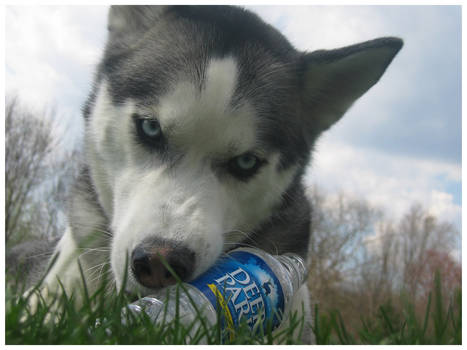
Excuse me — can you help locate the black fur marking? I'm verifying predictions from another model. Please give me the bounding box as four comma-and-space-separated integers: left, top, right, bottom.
82, 5, 402, 261
242, 171, 312, 258
93, 6, 310, 173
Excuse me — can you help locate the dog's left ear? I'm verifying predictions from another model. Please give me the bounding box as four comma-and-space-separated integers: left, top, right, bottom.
107, 5, 169, 52
301, 37, 403, 137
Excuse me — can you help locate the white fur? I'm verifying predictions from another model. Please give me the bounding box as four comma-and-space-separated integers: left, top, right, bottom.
28, 12, 402, 344
80, 57, 298, 294
157, 57, 257, 156
35, 57, 300, 318
21, 49, 315, 345
43, 227, 80, 291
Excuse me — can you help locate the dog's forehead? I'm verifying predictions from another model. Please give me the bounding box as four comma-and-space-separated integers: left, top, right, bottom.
150, 56, 257, 156
100, 7, 305, 167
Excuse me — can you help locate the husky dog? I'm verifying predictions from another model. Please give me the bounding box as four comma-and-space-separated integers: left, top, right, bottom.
34, 5, 402, 343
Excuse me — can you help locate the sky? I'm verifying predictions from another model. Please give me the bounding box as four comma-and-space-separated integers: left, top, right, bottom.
4, 5, 462, 260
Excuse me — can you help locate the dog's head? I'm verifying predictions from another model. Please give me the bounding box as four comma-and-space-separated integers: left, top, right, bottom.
84, 6, 402, 294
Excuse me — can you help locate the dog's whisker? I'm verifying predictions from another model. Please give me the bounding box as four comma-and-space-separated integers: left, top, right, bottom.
88, 264, 112, 285
224, 228, 281, 255
104, 280, 117, 298
76, 247, 111, 262
85, 262, 109, 274
224, 229, 251, 240
77, 250, 110, 259
71, 224, 113, 238
76, 247, 111, 252
92, 228, 113, 238
25, 251, 56, 259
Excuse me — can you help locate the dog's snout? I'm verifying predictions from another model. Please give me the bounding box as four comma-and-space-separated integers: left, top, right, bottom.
131, 241, 195, 289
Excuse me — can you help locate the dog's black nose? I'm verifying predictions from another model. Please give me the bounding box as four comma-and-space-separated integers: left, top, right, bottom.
131, 242, 195, 289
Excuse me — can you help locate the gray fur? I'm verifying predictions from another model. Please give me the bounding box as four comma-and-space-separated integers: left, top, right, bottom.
40, 5, 402, 344
7, 237, 59, 288
81, 5, 401, 257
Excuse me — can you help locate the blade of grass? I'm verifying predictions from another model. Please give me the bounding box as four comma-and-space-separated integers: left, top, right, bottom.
24, 252, 59, 301
432, 270, 447, 344
421, 291, 432, 341
379, 304, 395, 335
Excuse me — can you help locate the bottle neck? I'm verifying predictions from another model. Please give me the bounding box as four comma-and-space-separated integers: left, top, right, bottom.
275, 253, 308, 292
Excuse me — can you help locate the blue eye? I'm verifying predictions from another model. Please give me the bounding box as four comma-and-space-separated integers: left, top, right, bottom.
228, 152, 264, 180
141, 119, 161, 138
133, 114, 165, 150
235, 154, 257, 170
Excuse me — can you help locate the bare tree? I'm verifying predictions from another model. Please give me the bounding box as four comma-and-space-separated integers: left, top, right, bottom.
358, 221, 400, 314
5, 97, 78, 246
307, 186, 382, 315
307, 185, 461, 332
397, 204, 459, 300
357, 203, 460, 319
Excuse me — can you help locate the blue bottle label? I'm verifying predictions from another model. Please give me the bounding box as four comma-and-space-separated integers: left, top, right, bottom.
189, 251, 284, 334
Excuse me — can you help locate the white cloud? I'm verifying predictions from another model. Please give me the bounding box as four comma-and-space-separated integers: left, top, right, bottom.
6, 6, 107, 105
6, 5, 108, 147
246, 6, 460, 231
249, 6, 461, 164
305, 136, 461, 228
247, 6, 391, 51
449, 249, 461, 264
5, 5, 460, 234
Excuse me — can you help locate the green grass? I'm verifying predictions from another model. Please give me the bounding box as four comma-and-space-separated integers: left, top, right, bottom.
5, 267, 306, 345
5, 270, 461, 345
313, 272, 461, 345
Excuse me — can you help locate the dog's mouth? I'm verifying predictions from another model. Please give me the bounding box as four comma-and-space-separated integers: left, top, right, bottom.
223, 230, 253, 254
122, 235, 250, 303
124, 290, 141, 303
223, 243, 242, 253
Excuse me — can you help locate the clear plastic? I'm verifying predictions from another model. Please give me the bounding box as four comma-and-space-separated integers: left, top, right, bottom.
125, 284, 217, 327
124, 247, 308, 337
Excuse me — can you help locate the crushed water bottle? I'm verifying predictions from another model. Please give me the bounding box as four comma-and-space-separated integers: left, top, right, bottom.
122, 247, 308, 340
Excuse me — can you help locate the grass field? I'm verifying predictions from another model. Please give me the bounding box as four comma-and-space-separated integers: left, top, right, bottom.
5, 270, 461, 345
312, 273, 461, 345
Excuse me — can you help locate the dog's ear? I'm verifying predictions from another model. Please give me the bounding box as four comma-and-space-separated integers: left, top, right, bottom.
107, 5, 168, 49
301, 37, 403, 137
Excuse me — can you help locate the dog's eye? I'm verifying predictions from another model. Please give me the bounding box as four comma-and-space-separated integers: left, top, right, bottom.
141, 119, 161, 138
236, 153, 257, 170
133, 114, 165, 150
228, 153, 263, 180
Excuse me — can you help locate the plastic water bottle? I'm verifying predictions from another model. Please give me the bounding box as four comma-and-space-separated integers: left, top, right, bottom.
123, 247, 308, 340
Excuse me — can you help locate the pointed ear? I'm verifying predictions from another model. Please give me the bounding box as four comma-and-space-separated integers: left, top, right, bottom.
301, 37, 403, 136
107, 5, 168, 50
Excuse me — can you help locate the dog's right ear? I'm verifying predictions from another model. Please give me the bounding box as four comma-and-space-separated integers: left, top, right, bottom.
107, 5, 168, 50
301, 37, 403, 138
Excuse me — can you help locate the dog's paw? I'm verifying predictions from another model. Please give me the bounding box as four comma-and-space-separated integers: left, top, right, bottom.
22, 287, 46, 318
21, 285, 60, 323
